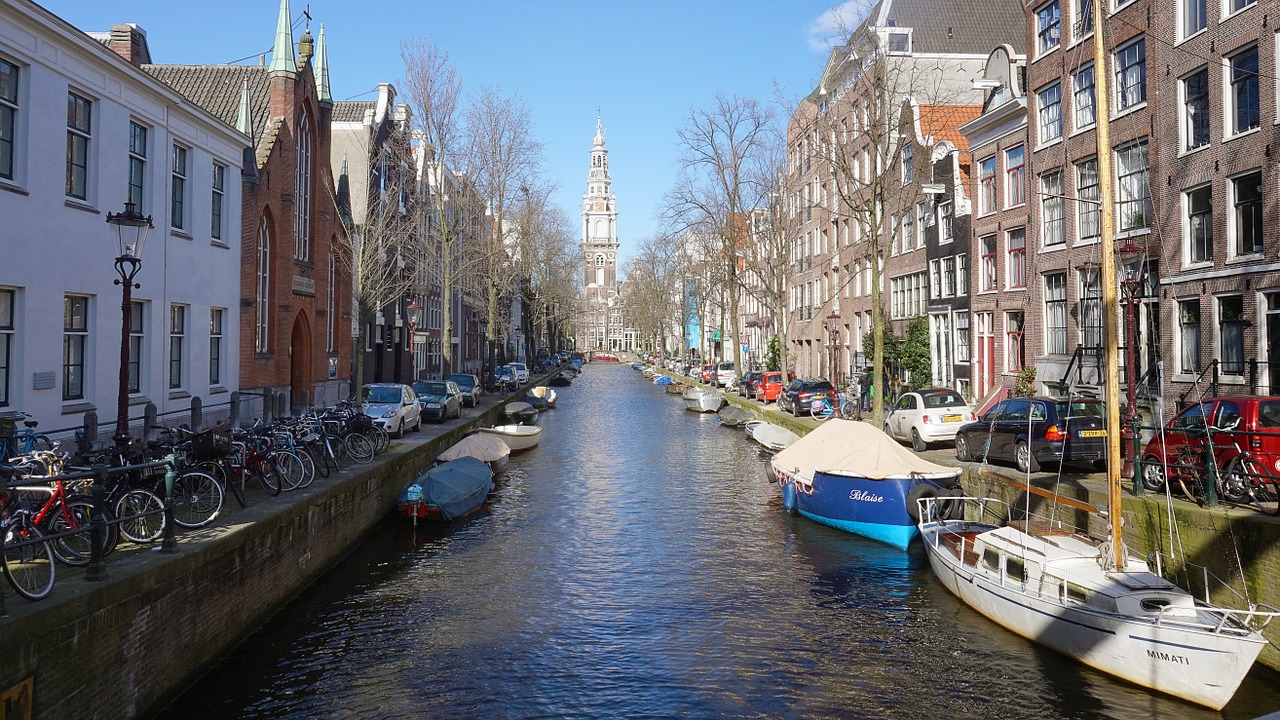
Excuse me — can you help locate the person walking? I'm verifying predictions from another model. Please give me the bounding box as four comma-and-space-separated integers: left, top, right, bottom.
848, 374, 863, 420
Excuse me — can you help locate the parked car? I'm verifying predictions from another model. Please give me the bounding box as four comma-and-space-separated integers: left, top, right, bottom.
509, 362, 530, 384
754, 371, 791, 403
493, 365, 517, 392
699, 364, 715, 384
413, 380, 463, 422
360, 383, 422, 437
779, 379, 836, 416
1139, 396, 1280, 493
449, 373, 482, 407
954, 396, 1107, 473
736, 371, 763, 397
883, 388, 977, 451
714, 361, 736, 388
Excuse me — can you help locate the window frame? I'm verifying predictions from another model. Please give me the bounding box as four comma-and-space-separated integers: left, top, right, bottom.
63, 295, 89, 401
209, 307, 224, 385
0, 57, 16, 182
128, 121, 147, 210
1229, 170, 1263, 258
1185, 184, 1214, 266
1079, 267, 1102, 350
1044, 272, 1068, 355
955, 311, 971, 363
1227, 45, 1260, 137
1041, 169, 1065, 247
1005, 145, 1026, 207
0, 288, 13, 407
169, 304, 186, 389
1115, 140, 1150, 232
171, 143, 189, 231
1075, 157, 1101, 243
978, 156, 997, 214
980, 235, 998, 292
255, 217, 271, 353
1181, 0, 1207, 38
1217, 294, 1246, 376
1037, 82, 1063, 144
127, 301, 143, 394
1114, 36, 1147, 112
1073, 64, 1096, 131
1181, 67, 1210, 151
1006, 311, 1026, 372
211, 162, 226, 241
1178, 298, 1202, 374
1007, 228, 1027, 289
65, 91, 92, 201
1036, 0, 1062, 55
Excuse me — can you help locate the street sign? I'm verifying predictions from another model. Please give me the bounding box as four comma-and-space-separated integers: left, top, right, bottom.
742, 344, 749, 354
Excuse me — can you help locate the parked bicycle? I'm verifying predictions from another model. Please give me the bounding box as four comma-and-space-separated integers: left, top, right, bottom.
1144, 418, 1279, 515
808, 392, 859, 421
0, 413, 56, 463
0, 478, 56, 601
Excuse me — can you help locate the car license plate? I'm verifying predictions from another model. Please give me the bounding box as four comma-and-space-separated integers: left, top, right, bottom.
1080, 429, 1106, 438
942, 414, 962, 422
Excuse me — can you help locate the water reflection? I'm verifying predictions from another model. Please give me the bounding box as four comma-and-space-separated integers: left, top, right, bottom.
157, 363, 1280, 720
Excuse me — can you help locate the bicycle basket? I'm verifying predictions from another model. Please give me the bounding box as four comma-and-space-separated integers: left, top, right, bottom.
351, 413, 375, 431
188, 429, 232, 461
0, 417, 14, 440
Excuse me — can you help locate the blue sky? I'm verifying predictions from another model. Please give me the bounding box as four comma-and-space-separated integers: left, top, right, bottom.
53, 1, 854, 266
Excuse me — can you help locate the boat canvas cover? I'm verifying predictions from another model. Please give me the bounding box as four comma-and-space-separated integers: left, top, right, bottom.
718, 407, 754, 426
438, 434, 511, 464
750, 423, 801, 450
773, 420, 960, 484
505, 402, 535, 414
415, 457, 494, 520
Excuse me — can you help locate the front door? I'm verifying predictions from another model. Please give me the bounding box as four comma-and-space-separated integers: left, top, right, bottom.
290, 315, 311, 412
1266, 292, 1280, 394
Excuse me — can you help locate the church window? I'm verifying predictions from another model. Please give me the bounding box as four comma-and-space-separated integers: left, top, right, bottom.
596, 255, 605, 267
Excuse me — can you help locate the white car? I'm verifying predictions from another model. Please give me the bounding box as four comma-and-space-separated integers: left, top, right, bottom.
361, 383, 422, 437
883, 388, 976, 451
714, 361, 736, 388
508, 362, 530, 384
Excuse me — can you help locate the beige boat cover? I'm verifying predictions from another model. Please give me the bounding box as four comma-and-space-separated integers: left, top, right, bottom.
438, 433, 511, 463
772, 420, 960, 483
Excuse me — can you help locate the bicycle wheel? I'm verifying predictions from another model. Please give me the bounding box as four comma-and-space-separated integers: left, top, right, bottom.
114, 489, 165, 543
840, 399, 857, 418
271, 451, 307, 491
344, 433, 375, 464
307, 442, 330, 479
293, 447, 317, 488
255, 458, 282, 496
3, 519, 56, 601
329, 435, 349, 468
1226, 456, 1279, 515
808, 401, 831, 421
49, 497, 116, 566
172, 471, 226, 527
370, 426, 389, 455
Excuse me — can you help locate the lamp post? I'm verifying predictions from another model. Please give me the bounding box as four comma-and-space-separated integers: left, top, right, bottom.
826, 309, 842, 419
1118, 240, 1144, 479
106, 201, 153, 453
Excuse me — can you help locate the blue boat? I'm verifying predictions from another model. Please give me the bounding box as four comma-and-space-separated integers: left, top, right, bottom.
770, 420, 962, 549
397, 457, 494, 522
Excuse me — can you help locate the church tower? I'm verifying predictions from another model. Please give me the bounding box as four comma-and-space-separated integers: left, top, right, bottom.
581, 115, 620, 350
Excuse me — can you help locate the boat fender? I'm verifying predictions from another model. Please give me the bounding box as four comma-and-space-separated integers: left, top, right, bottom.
905, 483, 941, 523
935, 486, 964, 521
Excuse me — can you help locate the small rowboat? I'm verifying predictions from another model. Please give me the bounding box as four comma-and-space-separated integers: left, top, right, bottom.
530, 386, 557, 408
437, 433, 510, 474
503, 402, 538, 424
478, 424, 543, 452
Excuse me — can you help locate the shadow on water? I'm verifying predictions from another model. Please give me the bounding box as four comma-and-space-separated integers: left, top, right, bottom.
155, 363, 1280, 720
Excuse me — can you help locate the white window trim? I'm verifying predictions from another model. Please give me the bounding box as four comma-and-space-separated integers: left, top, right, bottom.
1222, 44, 1260, 142
1182, 183, 1214, 269
1112, 36, 1147, 119
1036, 82, 1063, 148
1227, 168, 1264, 261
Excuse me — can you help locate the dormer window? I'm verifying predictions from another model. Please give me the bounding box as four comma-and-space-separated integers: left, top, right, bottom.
887, 32, 910, 53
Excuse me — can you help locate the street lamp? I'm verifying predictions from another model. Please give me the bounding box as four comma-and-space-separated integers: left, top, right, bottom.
106, 201, 153, 453
1118, 240, 1144, 479
826, 309, 842, 419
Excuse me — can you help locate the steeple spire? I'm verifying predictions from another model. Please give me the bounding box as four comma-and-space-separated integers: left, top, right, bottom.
268, 0, 297, 75
315, 23, 332, 104
235, 78, 254, 136
593, 113, 605, 147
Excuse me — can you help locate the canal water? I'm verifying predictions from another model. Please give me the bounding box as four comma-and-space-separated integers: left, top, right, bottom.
157, 363, 1280, 720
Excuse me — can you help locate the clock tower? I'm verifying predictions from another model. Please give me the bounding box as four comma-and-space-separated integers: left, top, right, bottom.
581, 114, 621, 350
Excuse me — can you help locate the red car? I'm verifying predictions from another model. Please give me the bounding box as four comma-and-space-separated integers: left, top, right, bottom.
1139, 396, 1280, 494
699, 364, 715, 384
753, 371, 794, 403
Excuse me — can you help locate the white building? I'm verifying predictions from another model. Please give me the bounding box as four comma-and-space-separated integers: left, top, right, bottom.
0, 1, 246, 436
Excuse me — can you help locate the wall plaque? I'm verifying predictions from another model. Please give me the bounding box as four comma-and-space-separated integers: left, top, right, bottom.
291, 275, 316, 297
32, 371, 55, 390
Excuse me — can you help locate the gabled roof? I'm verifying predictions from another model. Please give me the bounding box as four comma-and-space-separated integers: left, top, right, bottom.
143, 64, 271, 146
332, 100, 373, 124
856, 0, 1026, 55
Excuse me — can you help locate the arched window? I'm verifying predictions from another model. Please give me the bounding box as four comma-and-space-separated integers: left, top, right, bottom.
256, 217, 271, 352
326, 254, 336, 352
294, 107, 312, 260
596, 255, 605, 267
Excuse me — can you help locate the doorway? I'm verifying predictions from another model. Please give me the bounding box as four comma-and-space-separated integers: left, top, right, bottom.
290, 314, 312, 412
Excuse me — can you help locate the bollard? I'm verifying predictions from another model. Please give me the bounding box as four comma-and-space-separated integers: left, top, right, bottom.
229, 391, 241, 428
1130, 414, 1143, 496
159, 455, 178, 553
86, 465, 109, 581
0, 517, 8, 618
1203, 442, 1219, 507
191, 396, 204, 432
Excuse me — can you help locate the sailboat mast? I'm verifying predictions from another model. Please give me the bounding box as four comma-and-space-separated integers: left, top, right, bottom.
1090, 0, 1125, 571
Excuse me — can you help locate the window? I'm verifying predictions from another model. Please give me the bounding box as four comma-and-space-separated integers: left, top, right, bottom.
209, 308, 224, 385
327, 256, 336, 352
1007, 312, 1025, 371
1079, 268, 1102, 349
128, 122, 147, 209
66, 92, 91, 200
0, 288, 12, 406
1219, 296, 1246, 375
1045, 273, 1068, 354
1229, 47, 1259, 135
1116, 141, 1149, 231
979, 156, 997, 214
171, 144, 188, 230
1186, 186, 1213, 264
1183, 68, 1209, 150
916, 202, 927, 248
0, 59, 15, 181
1073, 65, 1095, 129
63, 295, 88, 400
1229, 0, 1256, 13
957, 253, 968, 295
980, 236, 998, 291
211, 163, 225, 241
1041, 170, 1064, 247
1115, 37, 1146, 110
943, 256, 957, 297
169, 305, 186, 389
938, 202, 954, 243
255, 217, 270, 352
902, 210, 914, 253
1007, 229, 1027, 288
295, 108, 313, 260
887, 32, 910, 53
931, 259, 942, 298
1076, 0, 1093, 39
127, 301, 143, 393
1037, 83, 1062, 143
955, 311, 971, 362
1179, 299, 1201, 373
1232, 171, 1263, 256
901, 142, 913, 184
1037, 0, 1061, 54
1005, 146, 1025, 206
1076, 158, 1100, 242
1183, 0, 1206, 36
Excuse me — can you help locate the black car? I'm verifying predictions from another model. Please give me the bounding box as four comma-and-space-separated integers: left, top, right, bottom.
779, 379, 836, 416
954, 396, 1107, 473
450, 373, 481, 407
736, 371, 763, 397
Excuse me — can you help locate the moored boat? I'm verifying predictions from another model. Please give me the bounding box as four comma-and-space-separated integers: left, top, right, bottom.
503, 401, 538, 424
530, 386, 558, 408
683, 389, 723, 413
550, 373, 572, 387
437, 433, 511, 474
746, 421, 799, 452
478, 424, 543, 452
771, 420, 961, 549
717, 406, 754, 427
396, 457, 494, 521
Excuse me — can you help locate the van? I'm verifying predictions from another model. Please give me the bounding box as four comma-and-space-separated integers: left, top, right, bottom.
714, 361, 736, 388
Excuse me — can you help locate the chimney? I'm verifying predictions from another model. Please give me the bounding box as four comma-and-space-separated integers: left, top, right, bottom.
106, 24, 152, 67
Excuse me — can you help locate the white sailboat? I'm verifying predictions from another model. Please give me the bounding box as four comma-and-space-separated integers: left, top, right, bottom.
915, 14, 1276, 710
